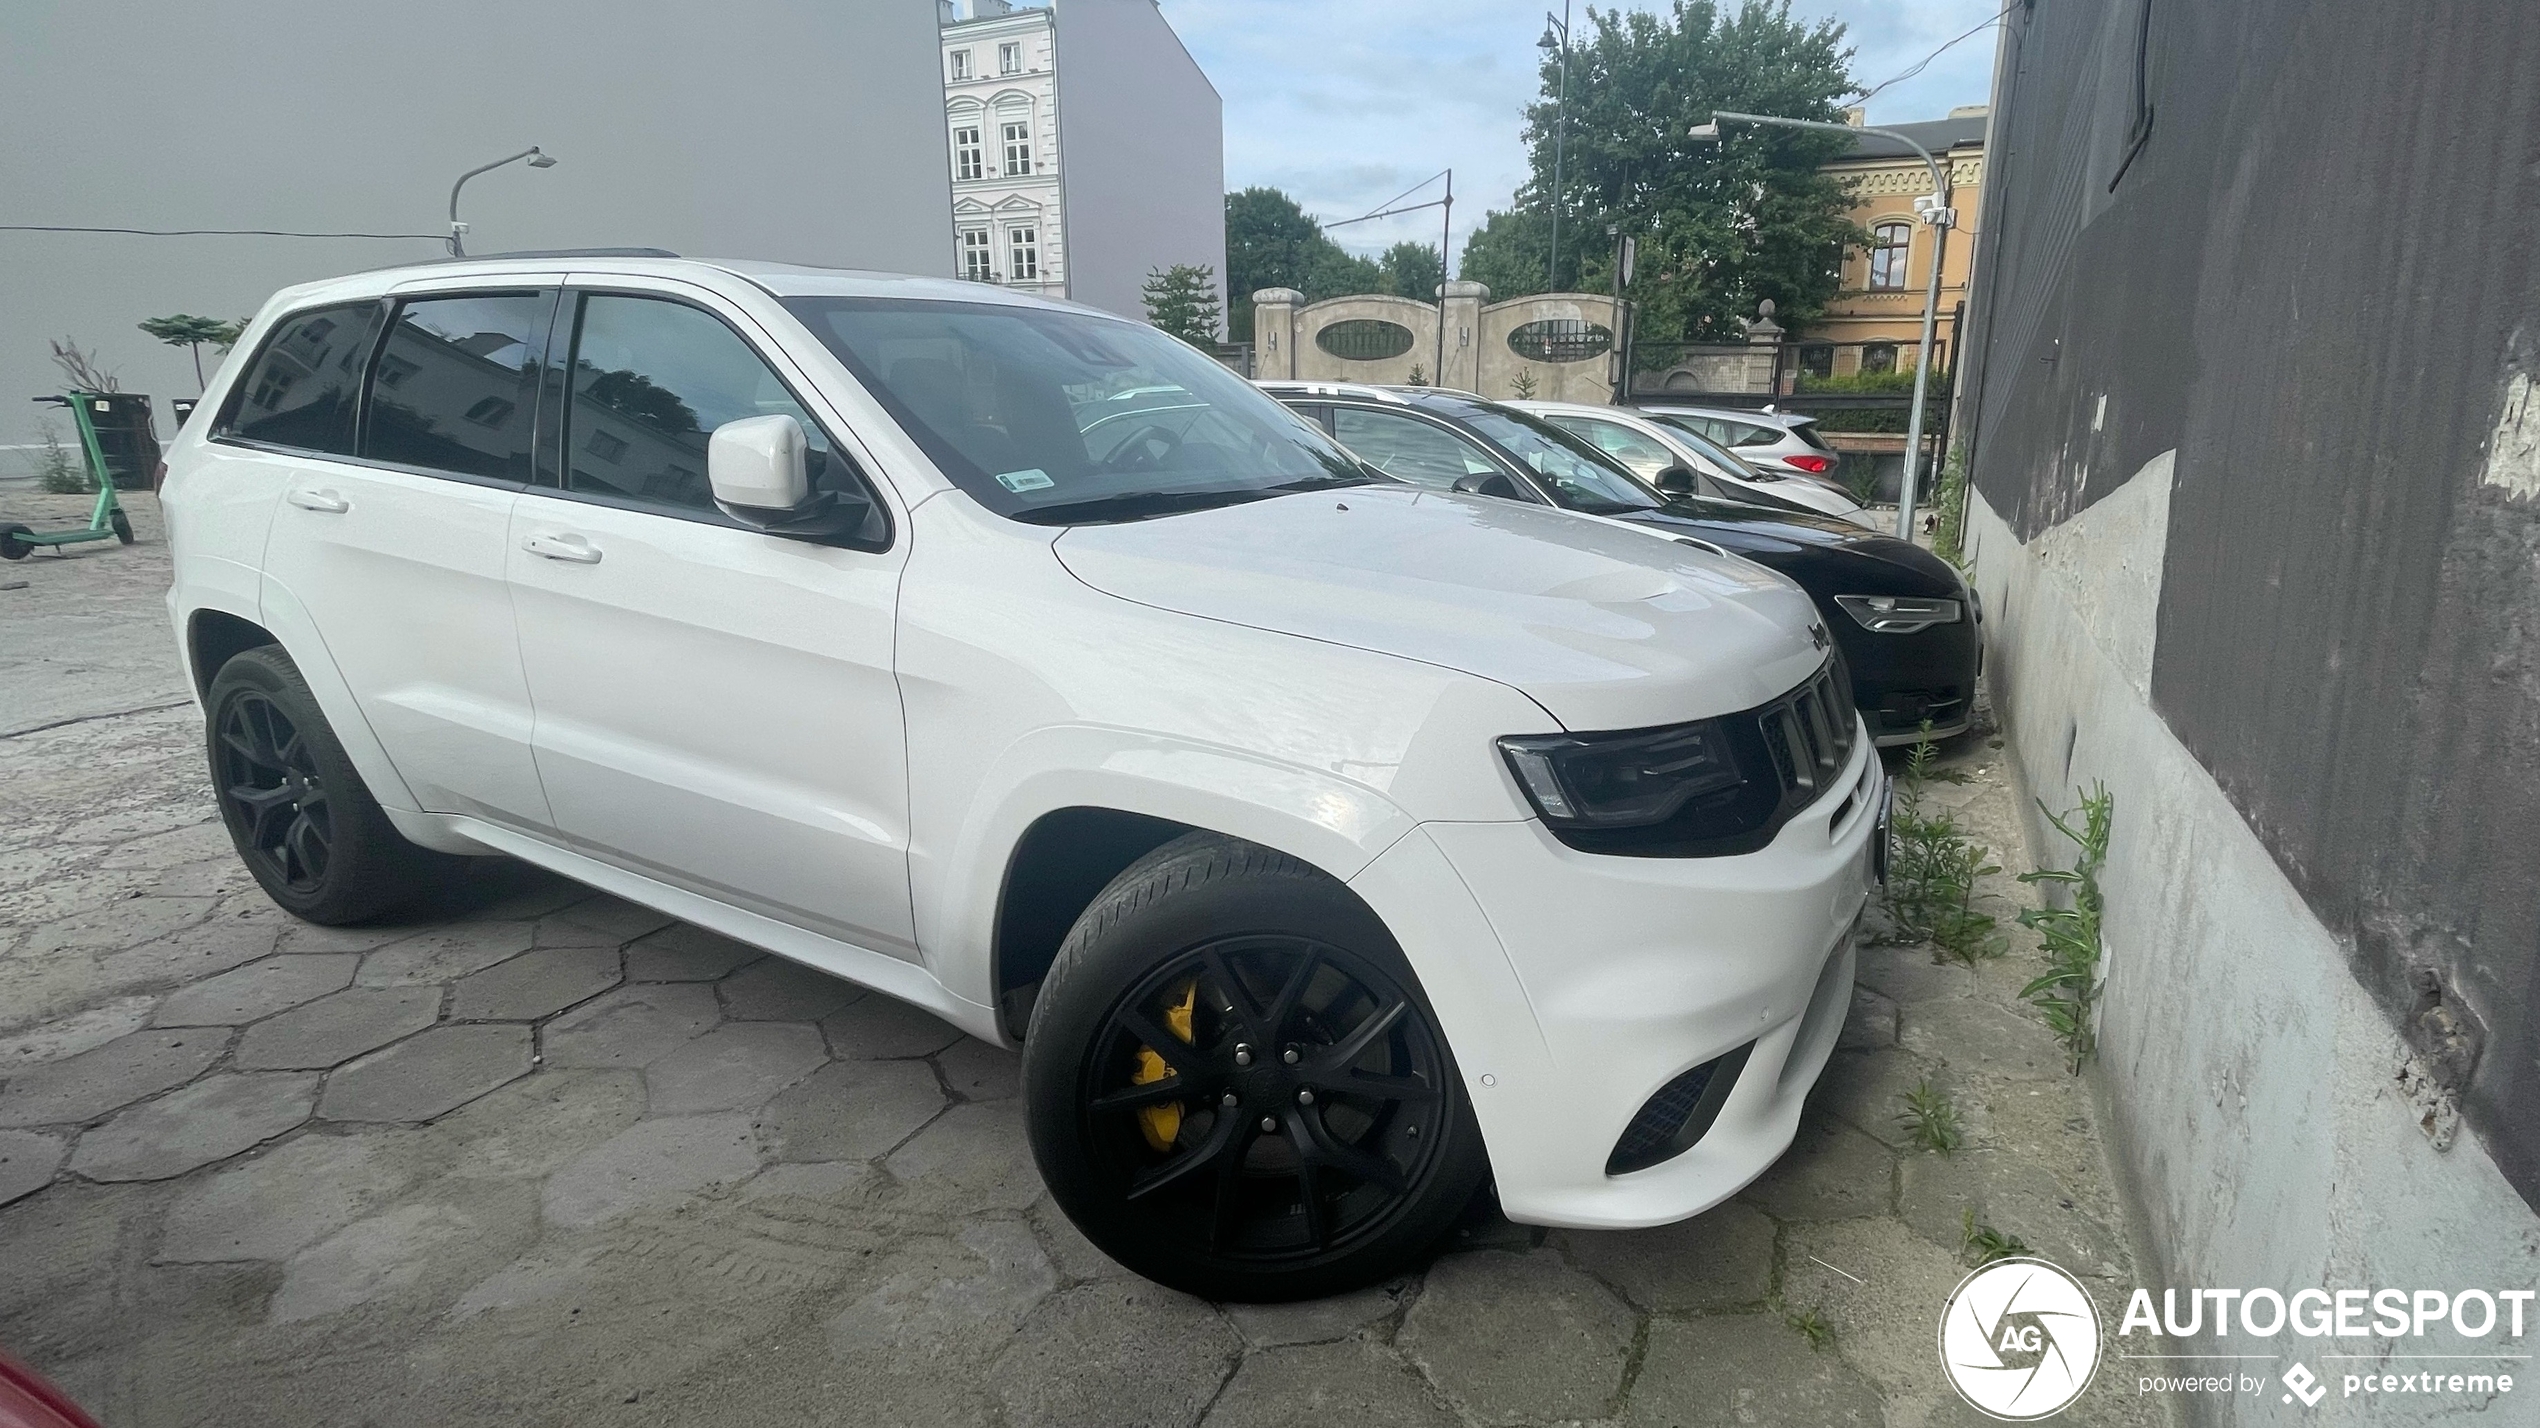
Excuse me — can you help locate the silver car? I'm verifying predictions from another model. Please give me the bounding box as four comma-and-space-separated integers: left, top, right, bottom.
1509, 401, 1877, 529
1634, 404, 1847, 492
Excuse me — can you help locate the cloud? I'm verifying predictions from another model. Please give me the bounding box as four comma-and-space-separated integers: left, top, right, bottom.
1164, 0, 1999, 262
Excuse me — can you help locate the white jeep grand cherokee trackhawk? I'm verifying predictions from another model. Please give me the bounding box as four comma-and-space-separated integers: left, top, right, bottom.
163, 254, 1881, 1300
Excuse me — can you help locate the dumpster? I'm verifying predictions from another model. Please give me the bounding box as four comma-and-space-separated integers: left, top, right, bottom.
65, 393, 160, 490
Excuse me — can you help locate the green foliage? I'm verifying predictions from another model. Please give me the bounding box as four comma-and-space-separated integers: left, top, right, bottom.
1931, 444, 1971, 568
1841, 456, 1881, 506
1224, 187, 1385, 340
1796, 367, 1918, 393
2018, 784, 2114, 1074
1405, 363, 1429, 386
1813, 407, 1909, 434
36, 420, 89, 494
1787, 1307, 1835, 1351
1884, 723, 2005, 964
1509, 367, 1539, 400
1476, 0, 1866, 340
1377, 241, 1443, 301
1897, 1079, 1962, 1156
139, 314, 248, 390
1141, 264, 1224, 348
1961, 1208, 2031, 1267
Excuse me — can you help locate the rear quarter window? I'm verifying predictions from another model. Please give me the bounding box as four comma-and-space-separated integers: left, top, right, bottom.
212, 302, 385, 455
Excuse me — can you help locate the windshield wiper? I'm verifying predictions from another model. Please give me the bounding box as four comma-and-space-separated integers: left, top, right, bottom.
1008, 488, 1278, 526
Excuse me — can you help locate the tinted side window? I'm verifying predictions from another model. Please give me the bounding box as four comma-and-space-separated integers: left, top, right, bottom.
563, 294, 846, 514
1727, 421, 1779, 448
1330, 407, 1500, 490
360, 292, 552, 483
213, 303, 383, 454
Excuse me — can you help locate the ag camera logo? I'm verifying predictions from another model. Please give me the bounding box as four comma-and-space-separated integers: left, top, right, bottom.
1940, 1257, 2103, 1419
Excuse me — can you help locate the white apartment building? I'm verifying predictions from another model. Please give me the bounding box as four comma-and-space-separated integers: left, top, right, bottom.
941, 1, 1066, 299
935, 0, 1226, 327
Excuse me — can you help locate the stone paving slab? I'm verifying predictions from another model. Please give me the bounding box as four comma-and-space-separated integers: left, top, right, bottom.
151, 954, 358, 1027
0, 1129, 66, 1206
319, 1024, 534, 1123
69, 1072, 319, 1181
539, 983, 720, 1069
758, 1057, 948, 1163
1626, 1313, 1887, 1427
624, 923, 764, 981
642, 1021, 827, 1115
353, 923, 534, 988
447, 945, 620, 1021
819, 992, 966, 1059
156, 1129, 428, 1263
1398, 1245, 1636, 1425
0, 1028, 226, 1128
717, 956, 865, 1021
232, 987, 440, 1070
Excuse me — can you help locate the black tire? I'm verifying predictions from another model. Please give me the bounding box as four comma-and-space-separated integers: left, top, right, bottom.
110, 509, 134, 545
0, 524, 29, 561
1023, 833, 1488, 1301
205, 645, 448, 924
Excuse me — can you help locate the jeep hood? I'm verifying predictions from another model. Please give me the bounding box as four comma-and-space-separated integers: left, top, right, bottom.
1052, 485, 1827, 730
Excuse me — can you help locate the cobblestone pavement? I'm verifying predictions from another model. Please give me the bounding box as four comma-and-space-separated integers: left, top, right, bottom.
0, 494, 2180, 1426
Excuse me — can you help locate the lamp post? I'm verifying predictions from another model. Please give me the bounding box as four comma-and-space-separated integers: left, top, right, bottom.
1691, 111, 1953, 540
447, 146, 558, 257
1538, 3, 1572, 291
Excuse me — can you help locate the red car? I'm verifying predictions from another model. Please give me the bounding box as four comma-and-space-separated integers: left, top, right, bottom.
0, 1352, 102, 1428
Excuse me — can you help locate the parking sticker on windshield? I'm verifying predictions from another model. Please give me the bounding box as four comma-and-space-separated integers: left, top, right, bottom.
996, 468, 1055, 492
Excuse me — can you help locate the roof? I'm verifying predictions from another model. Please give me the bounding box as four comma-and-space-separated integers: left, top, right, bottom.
265, 255, 1107, 318
1836, 115, 1987, 162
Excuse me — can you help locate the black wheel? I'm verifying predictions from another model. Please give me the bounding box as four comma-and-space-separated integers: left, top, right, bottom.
110, 509, 134, 545
206, 645, 446, 924
0, 524, 29, 561
1023, 834, 1488, 1301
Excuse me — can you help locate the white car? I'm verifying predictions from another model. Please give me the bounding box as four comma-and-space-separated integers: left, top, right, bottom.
1635, 404, 1850, 491
162, 254, 1878, 1301
1508, 400, 1878, 528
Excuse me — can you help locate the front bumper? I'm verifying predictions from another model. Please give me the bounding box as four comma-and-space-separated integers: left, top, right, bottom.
1359, 729, 1880, 1229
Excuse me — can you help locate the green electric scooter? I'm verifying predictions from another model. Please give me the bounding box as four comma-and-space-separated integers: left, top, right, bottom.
2, 393, 136, 560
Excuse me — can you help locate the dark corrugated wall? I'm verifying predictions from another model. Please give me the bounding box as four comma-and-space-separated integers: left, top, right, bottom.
1959, 0, 2540, 1207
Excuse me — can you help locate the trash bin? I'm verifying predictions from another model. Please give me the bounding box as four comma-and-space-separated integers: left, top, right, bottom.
74, 393, 160, 490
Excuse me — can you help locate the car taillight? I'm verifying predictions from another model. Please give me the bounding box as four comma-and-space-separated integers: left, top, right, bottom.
1783, 453, 1832, 474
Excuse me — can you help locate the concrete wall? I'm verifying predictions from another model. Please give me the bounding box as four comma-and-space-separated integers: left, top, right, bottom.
0, 0, 952, 452
1050, 0, 1224, 325
1957, 0, 2540, 1410
1260, 286, 1624, 402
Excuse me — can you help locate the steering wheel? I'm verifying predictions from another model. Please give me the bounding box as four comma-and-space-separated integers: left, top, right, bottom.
1102, 422, 1185, 472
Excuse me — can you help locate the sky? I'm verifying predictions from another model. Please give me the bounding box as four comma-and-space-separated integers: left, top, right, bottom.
1158, 0, 2002, 264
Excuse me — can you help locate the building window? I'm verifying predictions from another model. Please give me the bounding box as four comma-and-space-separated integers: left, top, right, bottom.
1799, 345, 1835, 379
1867, 221, 1912, 292
1861, 343, 1898, 374
374, 354, 419, 389
949, 49, 971, 80
462, 396, 516, 429
584, 428, 628, 463
960, 228, 995, 282
1002, 120, 1032, 176
953, 125, 984, 181
1008, 225, 1039, 281
999, 41, 1021, 74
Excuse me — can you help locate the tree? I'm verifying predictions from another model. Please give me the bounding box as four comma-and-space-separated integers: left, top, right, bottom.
1493, 0, 1865, 342
1458, 207, 1556, 302
138, 314, 247, 391
1141, 264, 1224, 348
47, 337, 120, 393
1223, 186, 1389, 339
1377, 241, 1444, 300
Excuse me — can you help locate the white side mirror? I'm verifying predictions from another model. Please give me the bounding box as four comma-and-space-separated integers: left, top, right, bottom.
708, 414, 810, 514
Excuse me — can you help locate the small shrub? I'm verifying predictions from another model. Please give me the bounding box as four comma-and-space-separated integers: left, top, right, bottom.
36, 420, 88, 494
1787, 1307, 1835, 1351
1509, 367, 1538, 400
1883, 724, 2005, 964
1931, 444, 1972, 568
1898, 1079, 1962, 1156
1405, 363, 1428, 386
2018, 783, 2115, 1074
1961, 1208, 2031, 1266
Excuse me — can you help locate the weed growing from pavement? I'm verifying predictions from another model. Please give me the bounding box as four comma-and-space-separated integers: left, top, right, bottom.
1931, 444, 1972, 569
1883, 723, 2006, 964
1898, 1078, 1963, 1156
2019, 783, 2115, 1074
1788, 1306, 1836, 1351
36, 420, 86, 494
1961, 1209, 2032, 1267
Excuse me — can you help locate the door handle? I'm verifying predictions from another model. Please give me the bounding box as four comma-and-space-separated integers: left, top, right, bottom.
286, 488, 349, 513
522, 533, 602, 565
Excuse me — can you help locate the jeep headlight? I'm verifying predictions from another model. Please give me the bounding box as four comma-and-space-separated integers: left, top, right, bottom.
1496, 720, 1744, 829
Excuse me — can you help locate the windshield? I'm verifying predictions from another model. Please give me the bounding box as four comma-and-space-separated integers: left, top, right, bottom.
1454, 404, 1661, 515
782, 297, 1377, 523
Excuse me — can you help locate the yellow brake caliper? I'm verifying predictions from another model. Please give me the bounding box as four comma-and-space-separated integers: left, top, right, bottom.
1132, 980, 1198, 1153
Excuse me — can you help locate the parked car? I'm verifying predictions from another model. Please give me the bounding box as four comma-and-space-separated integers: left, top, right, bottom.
1633, 403, 1846, 490
1263, 383, 1978, 746
1509, 399, 1876, 528
0, 1350, 103, 1428
165, 255, 1878, 1302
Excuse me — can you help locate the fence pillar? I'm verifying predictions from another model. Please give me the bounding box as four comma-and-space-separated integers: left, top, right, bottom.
1438, 281, 1490, 391
1743, 299, 1785, 395
1251, 288, 1303, 380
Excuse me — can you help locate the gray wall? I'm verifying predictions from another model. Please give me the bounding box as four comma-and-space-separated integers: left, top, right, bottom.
1051, 0, 1225, 326
1955, 0, 2540, 1384
0, 0, 953, 456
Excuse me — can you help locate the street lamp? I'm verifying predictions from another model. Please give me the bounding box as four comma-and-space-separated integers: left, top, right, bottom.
1693, 110, 1954, 540
1537, 3, 1572, 291
447, 146, 558, 257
